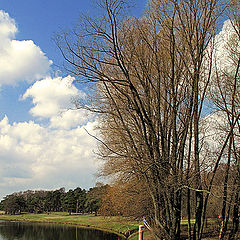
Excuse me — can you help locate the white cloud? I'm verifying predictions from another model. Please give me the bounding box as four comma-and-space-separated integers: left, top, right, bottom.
50, 109, 94, 129
0, 10, 100, 200
22, 75, 92, 129
214, 19, 240, 72
0, 116, 99, 199
0, 10, 51, 85
22, 75, 80, 118
0, 11, 17, 43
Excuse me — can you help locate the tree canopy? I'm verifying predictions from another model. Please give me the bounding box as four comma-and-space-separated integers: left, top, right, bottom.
0, 186, 105, 216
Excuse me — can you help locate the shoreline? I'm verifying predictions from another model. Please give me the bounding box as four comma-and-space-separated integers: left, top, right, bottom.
0, 212, 140, 239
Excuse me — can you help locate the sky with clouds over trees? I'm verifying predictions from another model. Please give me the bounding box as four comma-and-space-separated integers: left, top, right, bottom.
0, 0, 236, 200
0, 6, 100, 200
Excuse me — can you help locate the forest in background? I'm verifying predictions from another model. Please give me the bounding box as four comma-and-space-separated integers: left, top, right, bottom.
0, 184, 106, 215
0, 162, 235, 222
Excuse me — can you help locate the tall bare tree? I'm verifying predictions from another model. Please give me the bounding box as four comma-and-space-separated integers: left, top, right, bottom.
56, 0, 240, 239
209, 4, 240, 238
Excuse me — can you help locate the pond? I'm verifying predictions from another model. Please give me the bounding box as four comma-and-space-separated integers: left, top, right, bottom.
0, 220, 125, 240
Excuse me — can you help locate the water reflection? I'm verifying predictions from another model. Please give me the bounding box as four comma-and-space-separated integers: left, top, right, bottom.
0, 221, 124, 240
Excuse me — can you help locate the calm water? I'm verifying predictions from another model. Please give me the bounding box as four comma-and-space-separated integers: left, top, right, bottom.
0, 221, 125, 240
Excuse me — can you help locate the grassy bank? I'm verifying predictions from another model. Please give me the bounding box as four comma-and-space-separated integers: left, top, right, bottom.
0, 213, 226, 239
0, 212, 141, 237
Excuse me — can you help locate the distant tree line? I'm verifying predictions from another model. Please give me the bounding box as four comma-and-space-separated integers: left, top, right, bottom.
0, 183, 108, 215
1, 164, 238, 227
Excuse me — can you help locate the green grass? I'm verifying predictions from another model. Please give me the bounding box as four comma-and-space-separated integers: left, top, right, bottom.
0, 212, 141, 237
181, 218, 217, 225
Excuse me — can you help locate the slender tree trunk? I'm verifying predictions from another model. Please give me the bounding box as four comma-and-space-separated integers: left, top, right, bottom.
219, 136, 233, 240
187, 122, 193, 240
193, 70, 203, 240
229, 190, 239, 240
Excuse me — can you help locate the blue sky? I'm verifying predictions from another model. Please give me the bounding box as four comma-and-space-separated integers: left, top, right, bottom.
0, 0, 146, 199
0, 0, 146, 124
1, 0, 146, 73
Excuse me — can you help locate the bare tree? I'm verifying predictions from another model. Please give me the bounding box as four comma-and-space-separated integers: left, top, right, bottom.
209, 5, 240, 238
56, 0, 240, 239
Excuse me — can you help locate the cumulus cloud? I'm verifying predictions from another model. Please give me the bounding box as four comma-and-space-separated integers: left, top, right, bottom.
0, 10, 100, 199
0, 115, 98, 199
0, 10, 51, 85
50, 109, 94, 129
214, 20, 240, 72
0, 10, 17, 43
22, 75, 93, 129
